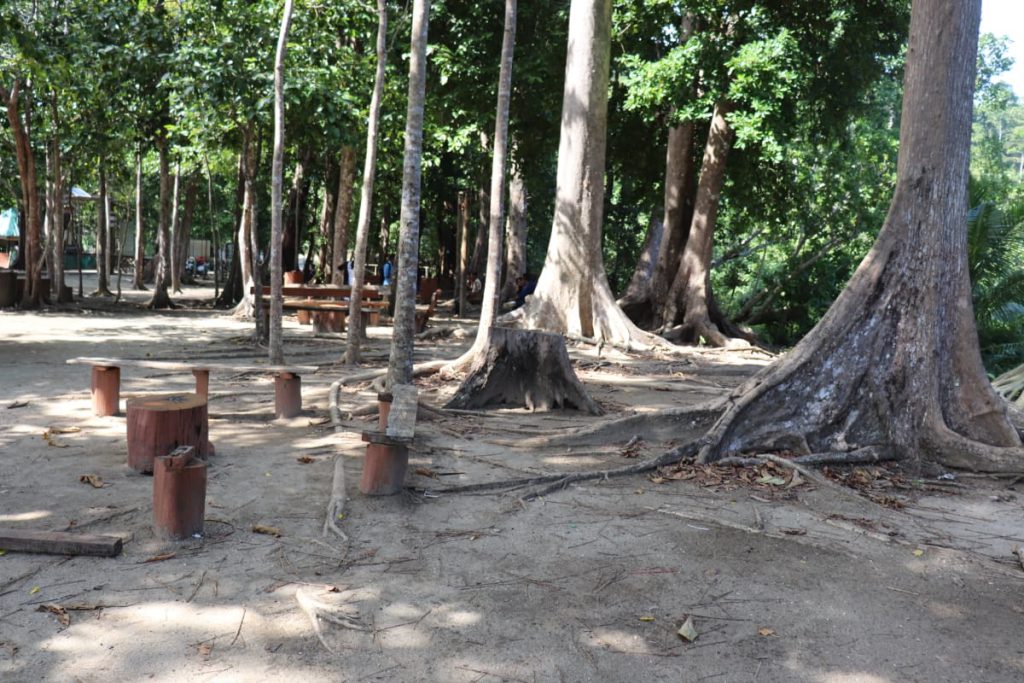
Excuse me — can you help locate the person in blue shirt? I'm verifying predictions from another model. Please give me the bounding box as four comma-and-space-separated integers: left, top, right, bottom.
515, 273, 536, 308
381, 255, 393, 286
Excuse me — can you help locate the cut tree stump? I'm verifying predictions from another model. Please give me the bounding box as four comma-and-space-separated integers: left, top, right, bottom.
445, 327, 603, 414
126, 393, 210, 474
153, 445, 208, 541
275, 373, 303, 418
91, 366, 120, 416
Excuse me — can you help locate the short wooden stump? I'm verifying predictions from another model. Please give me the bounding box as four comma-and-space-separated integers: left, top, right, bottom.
91, 366, 121, 416
153, 446, 207, 541
126, 393, 210, 474
275, 373, 302, 418
359, 431, 410, 496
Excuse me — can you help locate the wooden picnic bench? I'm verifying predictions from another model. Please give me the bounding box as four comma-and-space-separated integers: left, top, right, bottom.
253, 285, 385, 332
66, 356, 318, 418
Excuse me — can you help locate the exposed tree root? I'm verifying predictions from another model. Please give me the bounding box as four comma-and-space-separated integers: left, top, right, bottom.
295, 587, 367, 654
324, 380, 349, 541
430, 443, 896, 503
503, 403, 724, 448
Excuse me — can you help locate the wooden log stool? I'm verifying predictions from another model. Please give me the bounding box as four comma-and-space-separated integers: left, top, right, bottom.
153, 445, 207, 541
275, 372, 303, 418
359, 386, 416, 496
91, 365, 121, 416
126, 393, 210, 474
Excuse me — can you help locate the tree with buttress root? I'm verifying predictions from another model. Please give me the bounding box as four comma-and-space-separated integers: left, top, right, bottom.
696, 0, 1024, 473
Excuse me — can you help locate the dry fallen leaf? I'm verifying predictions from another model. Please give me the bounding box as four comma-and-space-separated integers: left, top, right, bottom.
414, 467, 439, 479
6, 400, 28, 409
29, 586, 40, 594
295, 456, 315, 464
197, 643, 213, 657
79, 474, 105, 488
638, 616, 656, 622
252, 524, 283, 538
143, 552, 177, 563
912, 549, 925, 557
37, 603, 70, 627
758, 627, 776, 637
325, 585, 341, 593
677, 615, 698, 642
49, 426, 81, 435
756, 475, 787, 486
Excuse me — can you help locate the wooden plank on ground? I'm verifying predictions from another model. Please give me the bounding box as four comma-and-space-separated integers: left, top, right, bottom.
0, 528, 124, 557
66, 357, 317, 375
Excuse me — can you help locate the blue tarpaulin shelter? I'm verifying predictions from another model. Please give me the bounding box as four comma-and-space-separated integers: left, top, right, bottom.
0, 208, 17, 240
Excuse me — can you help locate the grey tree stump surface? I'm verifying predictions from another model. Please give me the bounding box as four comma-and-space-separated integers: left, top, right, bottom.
445, 327, 603, 414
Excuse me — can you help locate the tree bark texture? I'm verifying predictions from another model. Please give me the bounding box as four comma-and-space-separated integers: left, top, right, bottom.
501, 160, 528, 299
148, 140, 174, 309
3, 80, 43, 307
316, 161, 337, 282
502, 0, 654, 349
169, 167, 182, 292
178, 177, 198, 286
698, 0, 1023, 473
385, 0, 430, 388
661, 98, 735, 345
233, 123, 257, 317
133, 147, 147, 290
468, 0, 517, 359
446, 328, 602, 414
346, 0, 388, 365
331, 146, 357, 286
457, 190, 469, 315
269, 0, 295, 365
283, 152, 309, 273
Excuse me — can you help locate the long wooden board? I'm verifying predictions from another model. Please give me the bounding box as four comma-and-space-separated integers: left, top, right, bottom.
0, 528, 124, 557
67, 357, 317, 375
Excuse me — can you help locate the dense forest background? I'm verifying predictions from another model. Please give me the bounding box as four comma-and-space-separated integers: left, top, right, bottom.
2, 1, 1022, 366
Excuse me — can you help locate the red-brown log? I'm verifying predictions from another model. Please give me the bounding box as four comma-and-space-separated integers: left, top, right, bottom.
274, 372, 302, 418
126, 393, 209, 474
91, 366, 120, 417
152, 448, 207, 541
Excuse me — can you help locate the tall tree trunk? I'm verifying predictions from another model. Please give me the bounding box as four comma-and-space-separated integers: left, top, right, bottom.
283, 151, 310, 273
466, 0, 517, 359
331, 146, 357, 286
469, 185, 488, 275
620, 14, 698, 329
385, 0, 429, 386
503, 0, 656, 349
2, 79, 43, 307
133, 146, 147, 290
501, 159, 527, 300
233, 123, 258, 317
269, 0, 295, 365
46, 96, 66, 302
216, 151, 246, 308
698, 0, 1024, 473
660, 98, 735, 345
95, 160, 112, 296
617, 210, 663, 307
457, 190, 469, 316
316, 160, 337, 282
346, 0, 388, 364
148, 139, 174, 309
169, 166, 183, 292
178, 177, 198, 285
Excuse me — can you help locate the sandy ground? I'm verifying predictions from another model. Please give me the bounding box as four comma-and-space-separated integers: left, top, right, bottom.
1, 274, 1024, 683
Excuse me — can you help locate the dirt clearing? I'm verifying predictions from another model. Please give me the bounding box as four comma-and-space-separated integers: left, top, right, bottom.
2, 279, 1023, 682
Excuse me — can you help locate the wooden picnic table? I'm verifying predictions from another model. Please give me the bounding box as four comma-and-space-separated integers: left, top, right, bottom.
66, 356, 318, 418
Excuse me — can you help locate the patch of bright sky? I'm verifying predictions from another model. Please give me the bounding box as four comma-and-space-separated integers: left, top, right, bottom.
981, 0, 1024, 96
